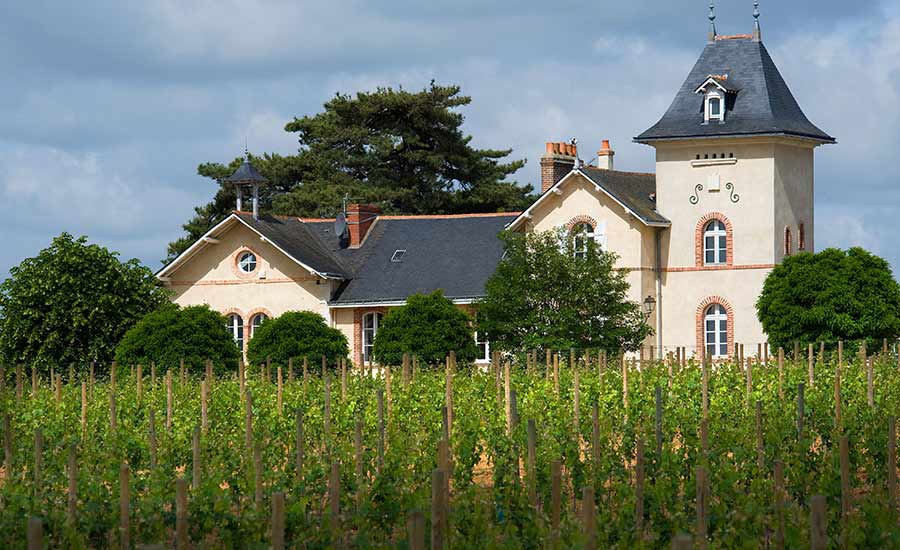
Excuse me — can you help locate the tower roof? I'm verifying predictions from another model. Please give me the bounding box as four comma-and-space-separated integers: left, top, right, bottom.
223, 154, 267, 185
635, 37, 834, 144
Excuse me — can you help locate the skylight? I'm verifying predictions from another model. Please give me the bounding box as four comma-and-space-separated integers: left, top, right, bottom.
391, 249, 406, 263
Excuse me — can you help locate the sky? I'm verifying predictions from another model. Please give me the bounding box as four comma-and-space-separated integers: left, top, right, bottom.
2, 1, 898, 277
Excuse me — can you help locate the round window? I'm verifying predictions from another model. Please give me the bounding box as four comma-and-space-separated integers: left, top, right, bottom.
238, 252, 257, 273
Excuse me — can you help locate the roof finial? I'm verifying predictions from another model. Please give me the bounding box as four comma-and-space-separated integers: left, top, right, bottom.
244, 136, 250, 161
708, 2, 717, 43
752, 1, 762, 42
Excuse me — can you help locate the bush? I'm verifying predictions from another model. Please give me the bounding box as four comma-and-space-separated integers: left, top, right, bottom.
246, 311, 348, 370
757, 247, 900, 350
115, 304, 240, 373
373, 291, 477, 366
0, 233, 168, 373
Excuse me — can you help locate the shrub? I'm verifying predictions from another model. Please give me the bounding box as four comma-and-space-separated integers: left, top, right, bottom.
373, 291, 478, 366
0, 233, 169, 373
115, 304, 240, 373
246, 311, 348, 370
757, 247, 900, 350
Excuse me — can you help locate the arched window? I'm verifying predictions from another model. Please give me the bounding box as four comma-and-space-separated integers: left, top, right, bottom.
250, 313, 268, 338
705, 92, 724, 122
227, 314, 244, 351
784, 226, 793, 256
571, 222, 594, 259
704, 304, 728, 358
362, 312, 383, 365
704, 219, 727, 265
798, 223, 806, 251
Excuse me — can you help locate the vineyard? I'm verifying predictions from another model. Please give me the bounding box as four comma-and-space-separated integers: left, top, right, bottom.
2, 346, 900, 549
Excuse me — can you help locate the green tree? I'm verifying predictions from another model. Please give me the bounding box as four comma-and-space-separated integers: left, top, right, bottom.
0, 233, 168, 371
115, 304, 240, 373
246, 311, 349, 370
756, 248, 900, 350
373, 291, 478, 366
165, 83, 532, 262
477, 229, 651, 354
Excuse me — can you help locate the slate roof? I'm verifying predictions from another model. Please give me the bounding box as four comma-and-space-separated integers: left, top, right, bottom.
224, 158, 268, 184
636, 38, 834, 143
235, 213, 349, 278
578, 168, 669, 225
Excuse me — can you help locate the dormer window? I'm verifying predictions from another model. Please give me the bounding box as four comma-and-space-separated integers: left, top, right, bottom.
705, 92, 724, 123
695, 74, 734, 124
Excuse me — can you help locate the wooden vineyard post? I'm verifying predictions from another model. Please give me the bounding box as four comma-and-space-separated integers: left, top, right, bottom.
192, 425, 201, 490
793, 341, 800, 363
205, 358, 213, 384
504, 362, 511, 435
3, 414, 10, 476
119, 462, 130, 550
635, 437, 645, 539
527, 419, 537, 509
354, 419, 364, 504
109, 389, 117, 432
200, 380, 208, 433
377, 389, 385, 475
16, 365, 23, 403
755, 400, 764, 472
27, 517, 42, 550
837, 340, 843, 369
890, 417, 898, 512
509, 390, 519, 481
239, 361, 245, 399
81, 381, 87, 436
254, 441, 263, 512
773, 460, 785, 550
303, 357, 309, 394
324, 375, 332, 451
431, 468, 446, 550
695, 466, 708, 550
573, 369, 581, 434
834, 360, 842, 430
777, 347, 784, 400
551, 460, 562, 538
136, 364, 143, 403
296, 410, 305, 482
149, 409, 157, 471
245, 390, 253, 452
288, 357, 294, 383
329, 462, 341, 548
341, 359, 347, 401
176, 478, 188, 549
437, 437, 450, 505
34, 429, 43, 501
797, 383, 805, 441
810, 494, 827, 550
67, 443, 77, 525
745, 357, 753, 405
271, 491, 285, 550
166, 370, 173, 433
699, 418, 709, 457
445, 359, 454, 437
867, 358, 874, 408
840, 435, 851, 521
701, 357, 709, 419
402, 353, 411, 387
385, 366, 393, 421
655, 386, 664, 459
591, 402, 601, 474
808, 344, 814, 386
553, 353, 560, 395
582, 486, 597, 550
151, 362, 156, 387
277, 366, 284, 415
407, 510, 425, 550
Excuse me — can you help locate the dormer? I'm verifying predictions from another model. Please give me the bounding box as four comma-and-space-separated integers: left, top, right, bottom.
694, 74, 736, 124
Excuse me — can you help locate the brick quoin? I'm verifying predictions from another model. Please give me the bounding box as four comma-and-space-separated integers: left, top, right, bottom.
695, 212, 734, 268
695, 296, 735, 360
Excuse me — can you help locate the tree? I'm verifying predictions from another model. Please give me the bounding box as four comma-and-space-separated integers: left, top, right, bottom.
0, 233, 168, 372
115, 304, 240, 373
477, 230, 651, 355
165, 83, 532, 263
246, 311, 349, 370
373, 291, 478, 366
756, 248, 900, 350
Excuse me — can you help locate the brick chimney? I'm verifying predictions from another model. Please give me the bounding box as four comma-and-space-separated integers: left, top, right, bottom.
347, 204, 381, 248
540, 142, 577, 193
597, 140, 615, 170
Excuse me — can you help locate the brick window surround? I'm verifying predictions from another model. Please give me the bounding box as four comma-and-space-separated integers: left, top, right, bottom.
695, 212, 734, 268
232, 246, 264, 280
695, 296, 735, 360
564, 214, 598, 232
246, 307, 274, 340
353, 308, 387, 367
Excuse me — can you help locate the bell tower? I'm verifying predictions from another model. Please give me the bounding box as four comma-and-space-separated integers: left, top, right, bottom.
224, 150, 268, 220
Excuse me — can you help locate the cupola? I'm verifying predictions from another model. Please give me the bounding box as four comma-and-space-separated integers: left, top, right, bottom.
224, 150, 268, 220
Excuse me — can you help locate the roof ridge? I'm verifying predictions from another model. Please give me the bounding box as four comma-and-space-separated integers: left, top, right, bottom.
235, 210, 520, 223
581, 167, 656, 177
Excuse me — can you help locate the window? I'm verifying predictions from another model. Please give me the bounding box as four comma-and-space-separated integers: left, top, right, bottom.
571, 222, 594, 259
227, 314, 244, 351
798, 223, 806, 251
704, 304, 728, 358
475, 331, 490, 363
362, 312, 383, 364
238, 252, 257, 273
250, 313, 268, 338
784, 226, 793, 256
705, 92, 724, 123
391, 250, 406, 263
703, 220, 727, 265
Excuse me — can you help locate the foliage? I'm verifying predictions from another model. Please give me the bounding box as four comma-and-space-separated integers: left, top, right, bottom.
3, 349, 900, 547
372, 291, 478, 366
246, 311, 348, 369
477, 229, 651, 354
165, 83, 533, 262
0, 233, 168, 372
114, 304, 240, 373
757, 248, 900, 350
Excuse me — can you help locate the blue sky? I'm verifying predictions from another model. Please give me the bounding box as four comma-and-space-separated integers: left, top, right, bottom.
2, 1, 898, 276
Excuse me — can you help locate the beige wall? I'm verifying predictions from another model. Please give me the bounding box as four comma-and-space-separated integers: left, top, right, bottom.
773, 142, 815, 258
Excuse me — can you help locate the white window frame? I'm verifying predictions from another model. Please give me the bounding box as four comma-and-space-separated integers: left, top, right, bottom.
362, 312, 383, 365
703, 219, 727, 265
227, 313, 244, 351
704, 304, 728, 358
475, 331, 490, 364
238, 252, 257, 273
250, 313, 268, 338
705, 91, 724, 123
571, 222, 595, 259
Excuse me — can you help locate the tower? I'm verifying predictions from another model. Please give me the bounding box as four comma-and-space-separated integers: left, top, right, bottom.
224, 151, 268, 220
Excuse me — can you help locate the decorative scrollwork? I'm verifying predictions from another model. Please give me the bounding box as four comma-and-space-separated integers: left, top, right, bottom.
726, 182, 740, 203
689, 183, 703, 205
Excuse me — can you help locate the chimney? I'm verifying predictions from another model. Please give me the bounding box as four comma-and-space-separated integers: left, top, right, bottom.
346, 204, 381, 248
597, 140, 615, 171
540, 142, 577, 194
